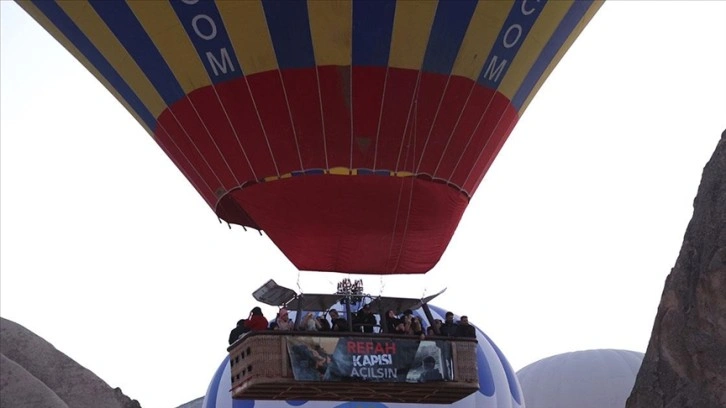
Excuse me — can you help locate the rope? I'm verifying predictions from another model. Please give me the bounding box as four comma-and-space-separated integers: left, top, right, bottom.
314, 66, 330, 169
210, 83, 257, 180
185, 94, 240, 186
372, 66, 391, 171
276, 69, 305, 171
243, 76, 280, 177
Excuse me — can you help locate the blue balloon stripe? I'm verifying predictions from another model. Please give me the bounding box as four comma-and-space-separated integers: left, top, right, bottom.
478, 0, 548, 87
422, 0, 478, 75
169, 0, 244, 84
512, 0, 594, 109
204, 356, 229, 408
352, 0, 395, 66
90, 1, 185, 106
476, 340, 496, 396
30, 1, 157, 130
261, 0, 315, 70
481, 332, 522, 404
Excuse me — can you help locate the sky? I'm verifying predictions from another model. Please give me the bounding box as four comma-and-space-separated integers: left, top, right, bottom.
1, 1, 725, 408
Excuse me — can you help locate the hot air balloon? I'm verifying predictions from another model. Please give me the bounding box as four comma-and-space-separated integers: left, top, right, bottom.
16, 0, 603, 275
516, 349, 644, 408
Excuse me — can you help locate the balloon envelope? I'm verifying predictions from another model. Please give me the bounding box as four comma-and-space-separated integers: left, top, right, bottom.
18, 0, 602, 274
516, 349, 644, 408
205, 305, 523, 408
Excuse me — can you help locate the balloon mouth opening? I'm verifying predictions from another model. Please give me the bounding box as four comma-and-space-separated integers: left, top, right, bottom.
212, 174, 470, 274
214, 171, 471, 230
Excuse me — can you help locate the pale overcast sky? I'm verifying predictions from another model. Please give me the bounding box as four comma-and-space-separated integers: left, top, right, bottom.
1, 1, 724, 408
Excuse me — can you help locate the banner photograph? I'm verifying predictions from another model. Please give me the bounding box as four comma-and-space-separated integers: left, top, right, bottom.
286, 336, 453, 383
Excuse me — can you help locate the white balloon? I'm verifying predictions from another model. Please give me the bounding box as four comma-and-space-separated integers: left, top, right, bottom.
516, 349, 644, 408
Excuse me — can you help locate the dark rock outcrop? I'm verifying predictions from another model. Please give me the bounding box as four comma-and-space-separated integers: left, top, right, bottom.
627, 131, 726, 408
0, 317, 141, 408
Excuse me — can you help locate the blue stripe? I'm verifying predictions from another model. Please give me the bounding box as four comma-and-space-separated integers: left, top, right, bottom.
358, 169, 391, 176
478, 0, 548, 88
352, 0, 395, 66
203, 356, 228, 408
169, 0, 244, 84
476, 336, 496, 396
90, 1, 185, 105
481, 332, 522, 404
422, 0, 478, 75
512, 1, 593, 109
262, 0, 315, 69
292, 168, 325, 176
30, 1, 157, 129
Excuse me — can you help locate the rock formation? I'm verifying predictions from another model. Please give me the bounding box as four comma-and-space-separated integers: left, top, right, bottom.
627, 131, 726, 408
0, 317, 141, 408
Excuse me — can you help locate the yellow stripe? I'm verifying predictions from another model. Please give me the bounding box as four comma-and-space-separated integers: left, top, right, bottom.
388, 1, 438, 70
308, 0, 352, 66
16, 1, 155, 135
127, 2, 210, 93
452, 0, 514, 81
216, 0, 278, 75
498, 0, 574, 100
518, 1, 604, 114
329, 167, 351, 175
56, 1, 167, 118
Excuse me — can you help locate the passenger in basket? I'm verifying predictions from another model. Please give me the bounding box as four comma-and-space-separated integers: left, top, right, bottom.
317, 315, 331, 331
275, 308, 294, 331
329, 309, 349, 332
402, 314, 417, 335
431, 319, 443, 336
439, 311, 459, 337
455, 315, 476, 338
243, 307, 269, 331
228, 319, 247, 345
300, 312, 321, 331
384, 309, 401, 333
353, 304, 377, 333
410, 316, 424, 337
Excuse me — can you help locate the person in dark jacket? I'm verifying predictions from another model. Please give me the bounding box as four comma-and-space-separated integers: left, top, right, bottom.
329, 309, 349, 332
228, 319, 247, 345
439, 311, 458, 337
353, 304, 378, 333
384, 309, 401, 334
455, 315, 476, 338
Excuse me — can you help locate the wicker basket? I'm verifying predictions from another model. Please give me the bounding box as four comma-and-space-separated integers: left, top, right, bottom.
228, 332, 478, 404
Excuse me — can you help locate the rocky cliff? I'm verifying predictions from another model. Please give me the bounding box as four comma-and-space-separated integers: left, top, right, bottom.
0, 317, 141, 408
627, 131, 726, 408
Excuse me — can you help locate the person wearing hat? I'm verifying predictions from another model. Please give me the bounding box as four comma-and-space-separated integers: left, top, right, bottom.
275, 308, 294, 331
244, 306, 269, 332
353, 303, 378, 333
